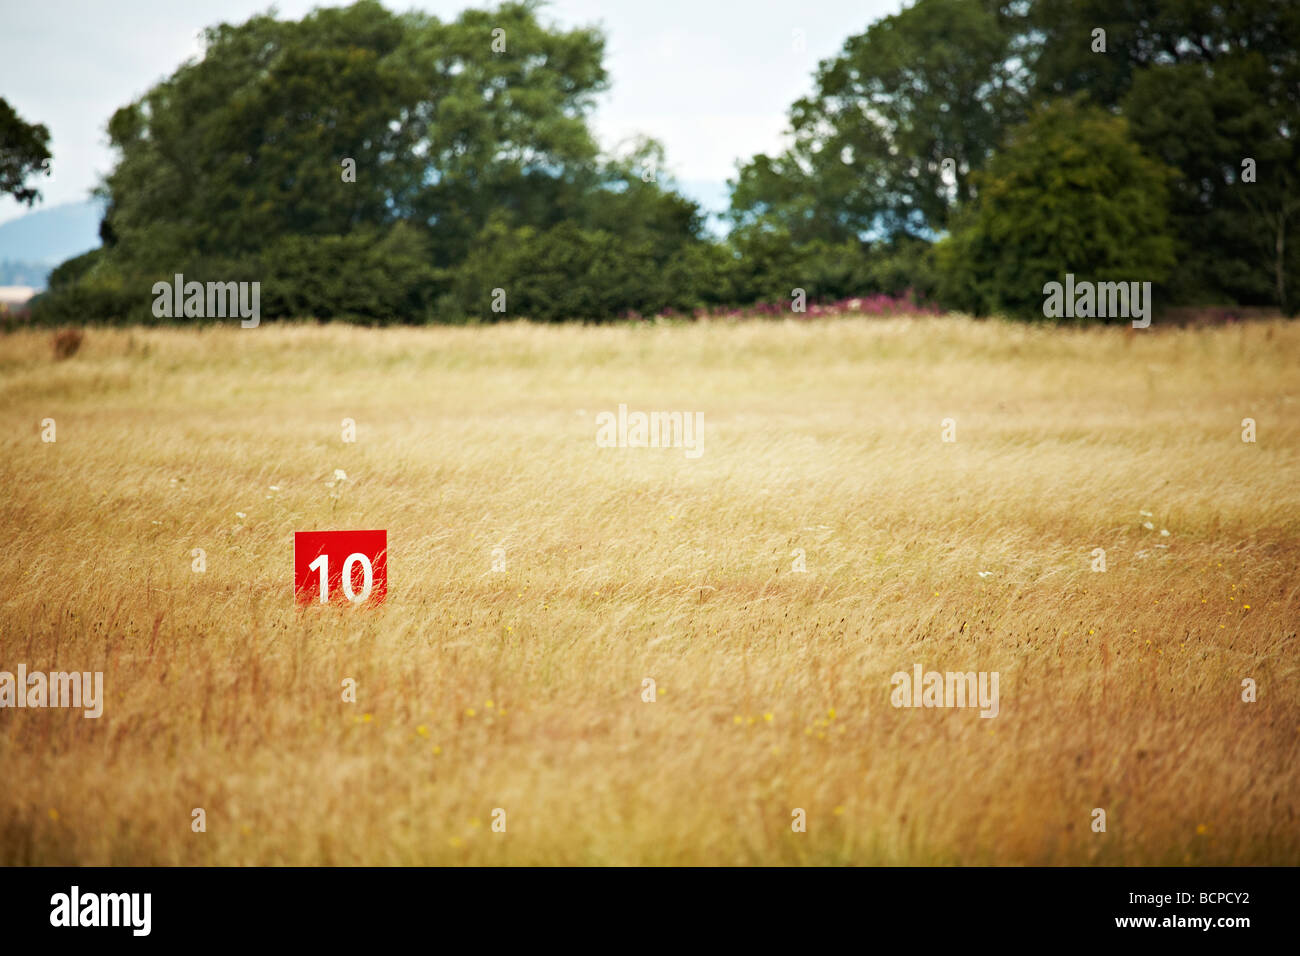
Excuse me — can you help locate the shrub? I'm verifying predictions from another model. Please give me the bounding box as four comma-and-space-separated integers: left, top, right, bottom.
51, 328, 84, 359
934, 98, 1177, 320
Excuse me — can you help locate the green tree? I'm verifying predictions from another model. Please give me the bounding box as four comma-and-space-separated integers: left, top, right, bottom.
935, 99, 1177, 319
0, 98, 52, 206
1019, 0, 1300, 310
42, 0, 708, 324
1122, 55, 1297, 308
1022, 0, 1300, 110
100, 0, 610, 270
730, 0, 1030, 242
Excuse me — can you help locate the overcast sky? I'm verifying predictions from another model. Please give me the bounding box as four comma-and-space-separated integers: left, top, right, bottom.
0, 0, 904, 225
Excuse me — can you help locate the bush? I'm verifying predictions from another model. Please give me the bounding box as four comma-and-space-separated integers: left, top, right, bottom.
445, 220, 714, 322
256, 223, 440, 323
47, 248, 104, 290
29, 271, 140, 325
934, 99, 1177, 320
51, 328, 84, 359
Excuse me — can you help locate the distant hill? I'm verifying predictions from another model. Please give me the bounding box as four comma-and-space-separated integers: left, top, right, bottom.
0, 260, 51, 286
0, 200, 105, 287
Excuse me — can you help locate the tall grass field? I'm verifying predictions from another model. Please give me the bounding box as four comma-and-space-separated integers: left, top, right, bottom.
1, 316, 1296, 865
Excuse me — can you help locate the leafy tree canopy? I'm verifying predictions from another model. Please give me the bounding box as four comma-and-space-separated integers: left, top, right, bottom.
935, 98, 1178, 319
730, 0, 1031, 242
0, 98, 52, 207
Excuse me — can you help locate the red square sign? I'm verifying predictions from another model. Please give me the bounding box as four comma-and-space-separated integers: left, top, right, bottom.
294, 530, 388, 606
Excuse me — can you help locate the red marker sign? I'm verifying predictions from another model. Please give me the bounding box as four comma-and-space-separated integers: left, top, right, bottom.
294, 530, 388, 606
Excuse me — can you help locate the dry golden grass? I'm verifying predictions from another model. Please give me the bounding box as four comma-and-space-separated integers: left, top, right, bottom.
1, 315, 1297, 865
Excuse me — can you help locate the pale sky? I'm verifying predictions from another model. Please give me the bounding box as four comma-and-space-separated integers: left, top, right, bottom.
0, 0, 905, 225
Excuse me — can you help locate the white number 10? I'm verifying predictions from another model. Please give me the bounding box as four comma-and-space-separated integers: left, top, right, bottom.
307, 552, 374, 604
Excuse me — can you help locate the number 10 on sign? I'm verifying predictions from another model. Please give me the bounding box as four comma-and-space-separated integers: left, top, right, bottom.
294, 530, 388, 606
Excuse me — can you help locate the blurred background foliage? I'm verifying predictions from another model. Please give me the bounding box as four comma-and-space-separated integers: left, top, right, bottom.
22, 0, 1300, 324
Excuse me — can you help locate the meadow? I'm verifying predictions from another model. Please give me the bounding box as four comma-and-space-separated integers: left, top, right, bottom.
0, 315, 1296, 865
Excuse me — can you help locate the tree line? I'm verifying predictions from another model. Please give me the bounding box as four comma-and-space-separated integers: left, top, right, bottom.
11, 0, 1300, 325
